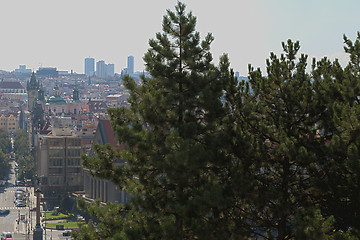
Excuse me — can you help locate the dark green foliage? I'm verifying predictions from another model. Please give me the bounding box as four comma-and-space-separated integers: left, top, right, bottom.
292, 207, 358, 240
309, 33, 360, 232
0, 129, 11, 179
80, 2, 237, 239
225, 40, 322, 239
76, 2, 360, 239
13, 129, 30, 156
13, 129, 34, 181
0, 151, 10, 179
0, 129, 11, 154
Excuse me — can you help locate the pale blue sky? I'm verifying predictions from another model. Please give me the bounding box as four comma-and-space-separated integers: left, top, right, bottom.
0, 0, 359, 75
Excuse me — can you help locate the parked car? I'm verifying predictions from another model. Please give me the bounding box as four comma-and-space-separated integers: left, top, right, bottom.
15, 199, 26, 207
62, 230, 71, 236
0, 232, 12, 240
0, 209, 10, 215
15, 180, 24, 186
15, 189, 25, 200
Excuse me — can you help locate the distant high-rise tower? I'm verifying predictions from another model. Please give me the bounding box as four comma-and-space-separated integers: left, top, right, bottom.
96, 60, 106, 78
85, 57, 95, 76
127, 56, 134, 75
106, 63, 115, 77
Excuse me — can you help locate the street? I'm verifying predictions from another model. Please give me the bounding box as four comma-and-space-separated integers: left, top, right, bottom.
0, 161, 71, 239
0, 160, 35, 239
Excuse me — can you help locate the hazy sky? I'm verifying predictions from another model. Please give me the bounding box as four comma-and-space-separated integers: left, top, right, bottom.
0, 0, 359, 75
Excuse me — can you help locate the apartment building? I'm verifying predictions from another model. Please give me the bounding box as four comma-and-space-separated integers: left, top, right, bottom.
35, 131, 83, 207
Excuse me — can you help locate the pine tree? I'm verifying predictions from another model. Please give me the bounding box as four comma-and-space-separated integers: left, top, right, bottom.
229, 40, 320, 239
224, 39, 359, 239
75, 2, 360, 239
310, 33, 360, 233
79, 2, 237, 239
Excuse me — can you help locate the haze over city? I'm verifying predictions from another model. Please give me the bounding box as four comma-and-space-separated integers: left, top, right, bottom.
0, 0, 359, 75
2, 1, 360, 239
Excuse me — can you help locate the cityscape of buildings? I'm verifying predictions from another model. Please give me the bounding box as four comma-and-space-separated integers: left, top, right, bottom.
0, 55, 143, 208
0, 53, 240, 208
2, 55, 142, 79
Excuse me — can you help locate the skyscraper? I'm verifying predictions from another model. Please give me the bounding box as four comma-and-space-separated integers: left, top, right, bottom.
106, 63, 114, 77
85, 57, 95, 76
96, 60, 106, 78
127, 56, 134, 75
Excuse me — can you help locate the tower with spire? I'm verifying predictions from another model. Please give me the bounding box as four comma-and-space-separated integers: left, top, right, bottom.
38, 82, 45, 102
27, 72, 39, 111
72, 86, 80, 102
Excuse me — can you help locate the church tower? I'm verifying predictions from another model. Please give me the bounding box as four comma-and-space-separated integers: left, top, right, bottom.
27, 72, 39, 111
73, 86, 80, 102
38, 83, 45, 102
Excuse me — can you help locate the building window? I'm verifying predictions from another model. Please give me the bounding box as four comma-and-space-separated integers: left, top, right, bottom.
68, 149, 80, 157
49, 168, 62, 174
67, 158, 81, 166
49, 149, 64, 157
49, 158, 63, 166
49, 176, 63, 185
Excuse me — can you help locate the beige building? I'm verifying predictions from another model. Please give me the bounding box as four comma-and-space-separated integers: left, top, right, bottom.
35, 131, 83, 207
0, 113, 18, 133
0, 81, 25, 93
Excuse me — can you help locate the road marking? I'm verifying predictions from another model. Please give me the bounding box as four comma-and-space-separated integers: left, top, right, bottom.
0, 207, 29, 210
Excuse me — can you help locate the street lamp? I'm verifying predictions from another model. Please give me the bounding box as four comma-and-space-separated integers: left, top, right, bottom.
33, 188, 43, 240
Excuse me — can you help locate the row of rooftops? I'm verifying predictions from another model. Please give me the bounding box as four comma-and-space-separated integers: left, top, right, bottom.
0, 81, 25, 89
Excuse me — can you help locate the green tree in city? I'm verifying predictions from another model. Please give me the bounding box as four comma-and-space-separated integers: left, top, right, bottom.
74, 2, 360, 239
0, 129, 11, 154
223, 39, 360, 239
13, 129, 34, 182
224, 40, 324, 239
77, 2, 239, 239
13, 129, 31, 157
308, 33, 360, 233
0, 129, 11, 179
0, 150, 11, 179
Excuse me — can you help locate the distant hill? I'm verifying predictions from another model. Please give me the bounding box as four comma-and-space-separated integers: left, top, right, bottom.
0, 70, 8, 73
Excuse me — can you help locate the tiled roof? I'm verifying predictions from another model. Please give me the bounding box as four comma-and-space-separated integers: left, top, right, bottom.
88, 100, 107, 112
97, 119, 123, 150
0, 82, 25, 89
81, 104, 90, 112
0, 112, 18, 117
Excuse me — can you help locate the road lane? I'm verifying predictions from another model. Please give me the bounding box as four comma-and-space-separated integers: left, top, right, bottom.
0, 160, 36, 238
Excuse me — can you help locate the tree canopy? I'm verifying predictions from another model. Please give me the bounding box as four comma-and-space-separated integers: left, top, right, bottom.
13, 129, 34, 182
75, 2, 360, 240
0, 129, 11, 179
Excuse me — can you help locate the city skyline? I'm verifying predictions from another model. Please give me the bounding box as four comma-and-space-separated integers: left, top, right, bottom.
0, 0, 359, 75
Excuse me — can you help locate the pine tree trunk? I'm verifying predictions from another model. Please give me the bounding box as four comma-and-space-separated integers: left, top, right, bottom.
278, 158, 290, 240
